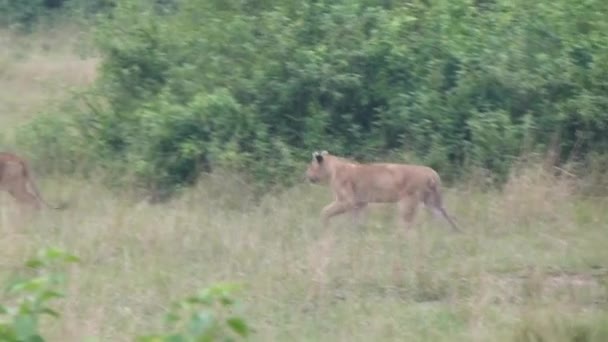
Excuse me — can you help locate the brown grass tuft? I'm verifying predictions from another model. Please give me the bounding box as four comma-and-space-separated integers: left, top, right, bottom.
500, 162, 577, 227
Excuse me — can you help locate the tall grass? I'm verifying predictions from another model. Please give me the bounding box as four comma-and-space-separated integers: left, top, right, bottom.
0, 165, 607, 341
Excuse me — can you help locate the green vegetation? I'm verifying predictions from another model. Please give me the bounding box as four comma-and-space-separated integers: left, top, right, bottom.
0, 0, 112, 31
0, 248, 78, 341
0, 248, 249, 341
137, 283, 250, 342
1, 0, 608, 341
11, 0, 608, 193
0, 169, 606, 341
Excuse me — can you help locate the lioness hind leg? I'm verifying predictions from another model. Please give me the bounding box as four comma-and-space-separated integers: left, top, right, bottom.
351, 202, 368, 228
398, 196, 419, 232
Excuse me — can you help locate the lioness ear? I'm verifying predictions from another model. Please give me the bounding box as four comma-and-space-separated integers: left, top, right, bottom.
315, 153, 324, 163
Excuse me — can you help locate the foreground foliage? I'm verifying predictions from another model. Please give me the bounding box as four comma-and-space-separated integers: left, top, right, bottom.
0, 247, 249, 341
0, 248, 78, 341
137, 284, 249, 342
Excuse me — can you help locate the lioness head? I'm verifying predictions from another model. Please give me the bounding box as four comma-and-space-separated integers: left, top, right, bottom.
306, 150, 330, 183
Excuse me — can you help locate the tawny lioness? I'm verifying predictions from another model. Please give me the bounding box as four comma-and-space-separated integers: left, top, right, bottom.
306, 151, 461, 232
0, 152, 66, 210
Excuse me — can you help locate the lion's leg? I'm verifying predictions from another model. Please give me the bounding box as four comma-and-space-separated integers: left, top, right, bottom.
351, 202, 368, 228
8, 180, 41, 210
321, 201, 354, 227
398, 195, 419, 232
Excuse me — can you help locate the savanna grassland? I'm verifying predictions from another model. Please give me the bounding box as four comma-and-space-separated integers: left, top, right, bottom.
2, 1, 608, 341
4, 165, 608, 342
1, 32, 608, 342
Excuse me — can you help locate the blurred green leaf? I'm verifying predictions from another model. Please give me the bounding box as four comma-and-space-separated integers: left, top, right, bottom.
226, 317, 249, 337
14, 314, 36, 340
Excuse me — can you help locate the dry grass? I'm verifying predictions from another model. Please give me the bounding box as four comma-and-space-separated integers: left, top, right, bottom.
0, 168, 607, 342
0, 26, 98, 140
1, 25, 608, 342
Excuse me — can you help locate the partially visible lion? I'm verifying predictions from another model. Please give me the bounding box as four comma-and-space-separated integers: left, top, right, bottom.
0, 152, 66, 210
305, 150, 461, 232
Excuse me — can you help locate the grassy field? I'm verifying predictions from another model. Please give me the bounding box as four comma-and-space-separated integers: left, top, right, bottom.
1, 28, 608, 342
0, 25, 97, 141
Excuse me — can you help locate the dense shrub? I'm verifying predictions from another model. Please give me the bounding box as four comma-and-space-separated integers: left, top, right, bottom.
0, 0, 109, 30
19, 0, 608, 193
0, 0, 46, 29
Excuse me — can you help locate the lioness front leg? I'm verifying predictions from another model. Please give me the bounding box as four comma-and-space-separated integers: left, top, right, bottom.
321, 201, 355, 227
351, 202, 368, 228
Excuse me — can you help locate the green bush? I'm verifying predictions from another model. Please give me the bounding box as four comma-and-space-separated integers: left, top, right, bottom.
0, 0, 114, 30
0, 0, 45, 30
19, 0, 608, 192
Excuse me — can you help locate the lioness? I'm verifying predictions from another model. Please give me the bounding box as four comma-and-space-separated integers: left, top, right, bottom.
305, 151, 461, 232
0, 152, 65, 210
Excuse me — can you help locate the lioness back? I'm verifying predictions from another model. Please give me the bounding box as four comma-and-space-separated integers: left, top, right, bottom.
349, 163, 437, 203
